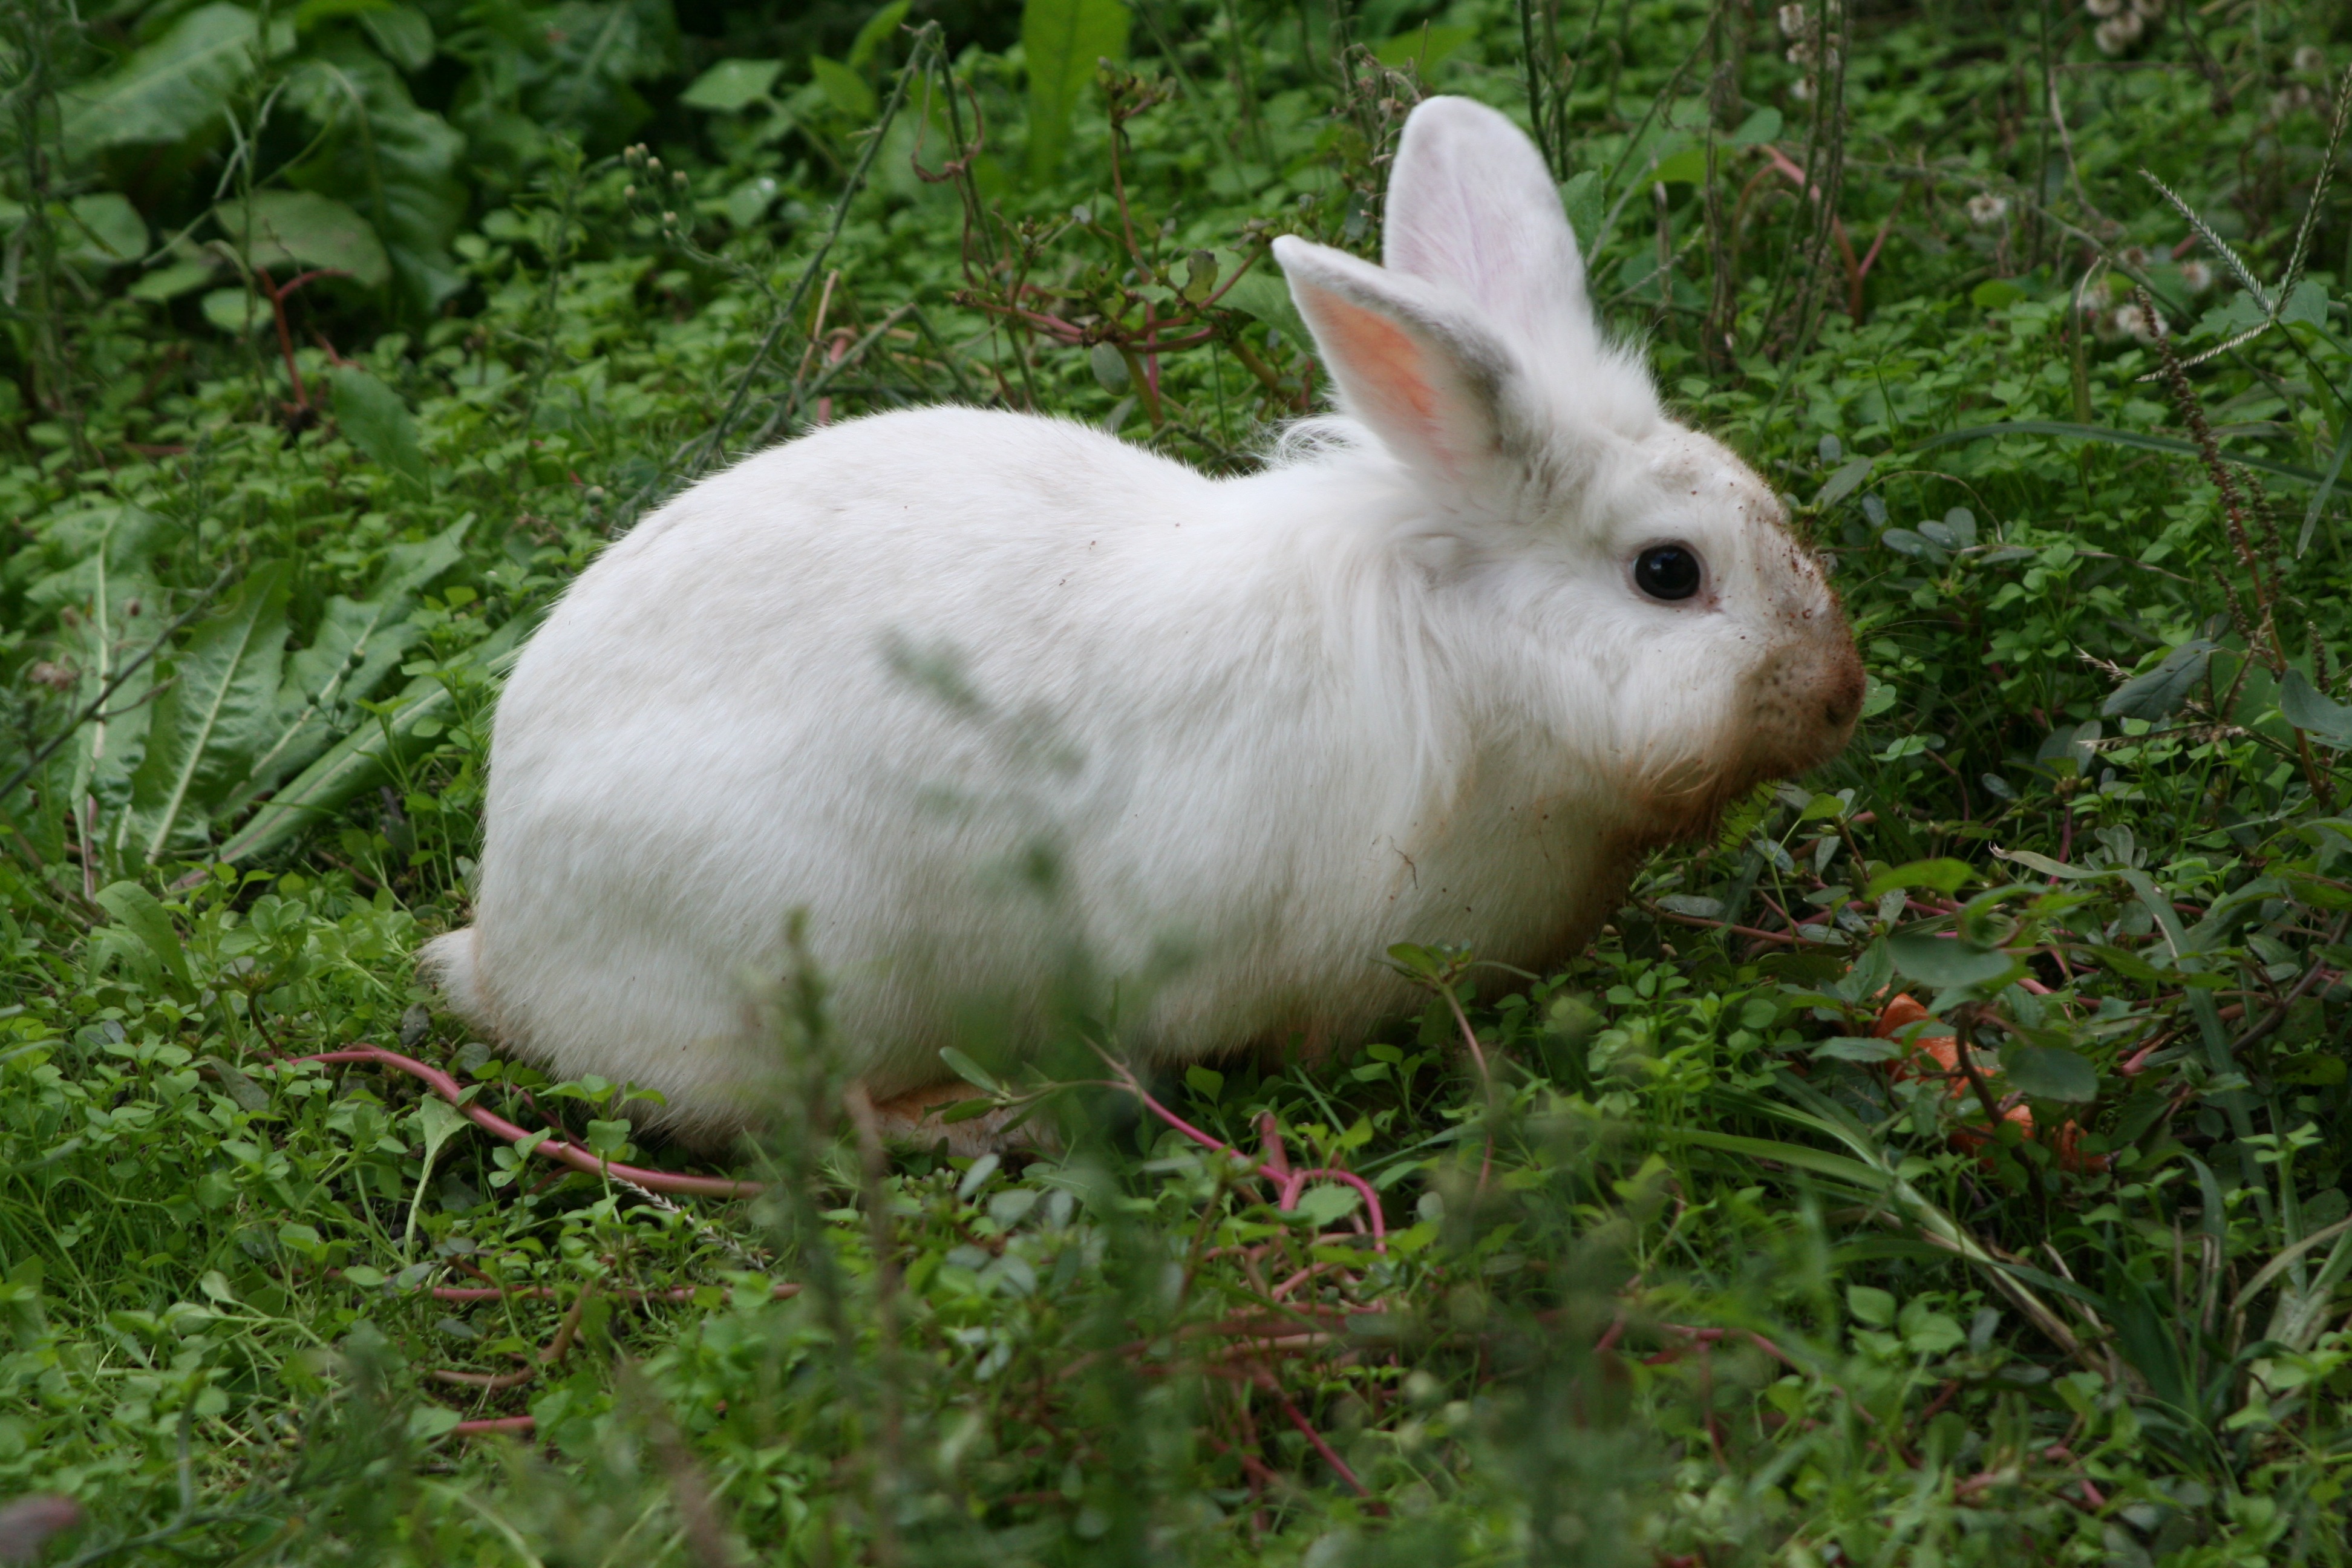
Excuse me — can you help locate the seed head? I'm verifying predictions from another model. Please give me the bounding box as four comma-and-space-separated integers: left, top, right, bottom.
2111, 302, 2161, 344
1967, 192, 2010, 227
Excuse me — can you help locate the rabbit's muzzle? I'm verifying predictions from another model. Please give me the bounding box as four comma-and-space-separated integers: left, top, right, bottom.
1748, 622, 1866, 779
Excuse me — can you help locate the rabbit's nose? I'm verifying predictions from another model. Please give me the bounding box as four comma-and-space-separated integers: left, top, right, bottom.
1821, 650, 1864, 730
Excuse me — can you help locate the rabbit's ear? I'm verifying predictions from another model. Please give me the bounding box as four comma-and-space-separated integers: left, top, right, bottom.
1382, 97, 1591, 348
1273, 236, 1520, 485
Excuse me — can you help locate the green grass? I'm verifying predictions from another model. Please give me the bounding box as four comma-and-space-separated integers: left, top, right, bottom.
5, 0, 2352, 1562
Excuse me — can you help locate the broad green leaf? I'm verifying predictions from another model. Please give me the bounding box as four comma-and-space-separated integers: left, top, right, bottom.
2085, 942, 2164, 982
201, 288, 266, 335
232, 514, 471, 805
331, 368, 428, 491
1290, 1183, 1361, 1228
283, 42, 468, 308
1886, 932, 2017, 989
1648, 145, 1710, 185
214, 191, 390, 290
938, 1047, 1002, 1094
217, 619, 528, 864
293, 0, 396, 30
1728, 106, 1782, 144
2004, 1044, 2099, 1103
1219, 266, 1309, 347
848, 0, 912, 70
59, 195, 148, 269
529, 0, 680, 133
1812, 1036, 1901, 1063
26, 508, 168, 855
199, 1056, 269, 1112
127, 562, 295, 863
360, 4, 436, 71
93, 883, 194, 994
1815, 454, 1872, 510
2281, 278, 2333, 331
60, 4, 258, 155
681, 57, 782, 112
1371, 23, 1475, 71
956, 1153, 1001, 1199
1993, 846, 2093, 881
1559, 170, 1602, 254
407, 1406, 462, 1440
2281, 668, 2352, 747
1846, 1284, 1895, 1326
2103, 639, 2216, 721
1970, 277, 2027, 310
26, 505, 166, 613
1656, 893, 1725, 920
1022, 0, 1130, 183
1087, 341, 1130, 393
809, 56, 877, 121
129, 258, 218, 302
1864, 858, 1975, 898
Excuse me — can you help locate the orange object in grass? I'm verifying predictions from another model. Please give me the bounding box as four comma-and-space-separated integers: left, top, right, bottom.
1872, 994, 2102, 1171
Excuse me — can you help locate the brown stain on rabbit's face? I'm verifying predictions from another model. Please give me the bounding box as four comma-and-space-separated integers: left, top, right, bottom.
1619, 509, 1864, 851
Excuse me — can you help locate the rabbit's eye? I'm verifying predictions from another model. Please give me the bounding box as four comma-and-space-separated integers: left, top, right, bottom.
1634, 544, 1703, 601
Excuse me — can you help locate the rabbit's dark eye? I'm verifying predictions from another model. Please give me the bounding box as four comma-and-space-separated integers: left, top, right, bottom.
1634, 544, 1703, 602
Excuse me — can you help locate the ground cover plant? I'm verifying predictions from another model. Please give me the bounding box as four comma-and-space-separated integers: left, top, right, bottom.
4, 0, 2352, 1561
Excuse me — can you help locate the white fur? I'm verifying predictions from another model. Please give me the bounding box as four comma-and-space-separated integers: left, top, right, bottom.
420, 97, 1862, 1143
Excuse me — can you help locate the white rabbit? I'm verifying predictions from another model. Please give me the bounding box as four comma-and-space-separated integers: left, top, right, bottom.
420, 96, 1863, 1151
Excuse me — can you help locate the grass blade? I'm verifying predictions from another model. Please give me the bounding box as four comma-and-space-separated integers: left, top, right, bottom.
1915, 421, 2325, 485
2296, 415, 2352, 556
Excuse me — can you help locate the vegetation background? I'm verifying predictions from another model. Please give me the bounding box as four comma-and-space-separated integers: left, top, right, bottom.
3, 0, 2352, 1561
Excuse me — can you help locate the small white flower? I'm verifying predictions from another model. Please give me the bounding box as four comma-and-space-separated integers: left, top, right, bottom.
1967, 192, 2010, 228
2084, 0, 2123, 16
2111, 303, 2162, 344
2178, 260, 2213, 293
1791, 75, 1814, 102
1786, 41, 1814, 65
2094, 11, 2143, 53
1779, 3, 1809, 38
2129, 0, 2164, 17
2270, 84, 2317, 120
2293, 45, 2328, 77
2118, 245, 2151, 269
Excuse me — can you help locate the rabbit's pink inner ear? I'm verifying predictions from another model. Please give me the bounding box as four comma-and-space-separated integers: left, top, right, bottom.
1295, 285, 1477, 479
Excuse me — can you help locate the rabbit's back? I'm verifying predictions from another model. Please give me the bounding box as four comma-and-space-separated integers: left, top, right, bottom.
449, 408, 1457, 1132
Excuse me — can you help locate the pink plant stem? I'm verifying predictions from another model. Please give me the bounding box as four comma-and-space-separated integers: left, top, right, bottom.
452, 1415, 537, 1437
1257, 1112, 1291, 1180
1273, 1388, 1369, 1497
294, 1047, 762, 1199
1114, 1080, 1387, 1252
817, 331, 848, 426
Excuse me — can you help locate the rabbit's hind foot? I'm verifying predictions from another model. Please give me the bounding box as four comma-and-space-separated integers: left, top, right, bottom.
865, 1081, 1058, 1158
